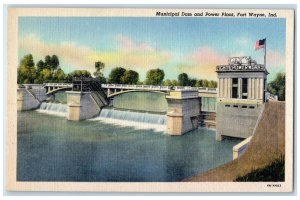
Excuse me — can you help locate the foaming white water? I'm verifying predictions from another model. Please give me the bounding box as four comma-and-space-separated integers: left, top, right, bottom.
91, 108, 167, 132
37, 102, 67, 117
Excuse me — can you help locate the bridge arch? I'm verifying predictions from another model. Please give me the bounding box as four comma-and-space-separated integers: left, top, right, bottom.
43, 83, 73, 95
46, 87, 72, 95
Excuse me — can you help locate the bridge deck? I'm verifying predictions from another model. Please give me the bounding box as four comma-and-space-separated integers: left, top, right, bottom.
101, 84, 217, 93
25, 83, 217, 95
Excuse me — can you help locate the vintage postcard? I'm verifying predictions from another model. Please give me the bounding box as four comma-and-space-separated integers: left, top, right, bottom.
6, 7, 294, 192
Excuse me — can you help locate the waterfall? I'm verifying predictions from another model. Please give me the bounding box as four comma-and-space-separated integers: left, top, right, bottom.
37, 102, 67, 117
92, 108, 167, 132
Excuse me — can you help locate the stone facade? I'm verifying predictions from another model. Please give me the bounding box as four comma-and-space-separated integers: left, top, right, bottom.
216, 56, 268, 140
166, 90, 200, 135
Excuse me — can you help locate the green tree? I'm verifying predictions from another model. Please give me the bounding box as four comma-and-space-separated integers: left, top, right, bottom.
178, 73, 189, 86
93, 61, 105, 78
43, 55, 59, 71
164, 79, 172, 86
207, 80, 218, 88
50, 55, 60, 71
121, 70, 139, 84
93, 61, 107, 83
35, 55, 65, 83
136, 81, 144, 85
39, 68, 52, 82
189, 78, 197, 87
145, 68, 165, 85
210, 80, 218, 88
172, 79, 179, 86
36, 60, 45, 73
17, 54, 37, 84
53, 68, 66, 83
268, 72, 285, 101
65, 70, 92, 82
44, 55, 52, 69
108, 67, 126, 84
202, 79, 209, 87
195, 80, 202, 87
164, 79, 179, 86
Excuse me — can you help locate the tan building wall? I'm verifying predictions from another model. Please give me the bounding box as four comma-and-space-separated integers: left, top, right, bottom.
166, 90, 200, 136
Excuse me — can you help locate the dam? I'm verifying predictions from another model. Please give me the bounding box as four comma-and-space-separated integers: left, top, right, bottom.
18, 56, 272, 140
16, 56, 279, 182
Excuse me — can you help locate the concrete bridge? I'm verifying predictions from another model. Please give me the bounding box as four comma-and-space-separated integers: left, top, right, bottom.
43, 83, 73, 95
42, 83, 218, 97
101, 84, 217, 98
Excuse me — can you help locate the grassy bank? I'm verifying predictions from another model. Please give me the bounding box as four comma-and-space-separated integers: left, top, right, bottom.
235, 156, 285, 182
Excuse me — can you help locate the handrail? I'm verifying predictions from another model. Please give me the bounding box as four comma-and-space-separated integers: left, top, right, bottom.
40, 83, 217, 93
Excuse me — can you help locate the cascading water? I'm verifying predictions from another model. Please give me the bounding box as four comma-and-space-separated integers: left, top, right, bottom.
93, 108, 167, 132
99, 108, 166, 125
37, 102, 67, 116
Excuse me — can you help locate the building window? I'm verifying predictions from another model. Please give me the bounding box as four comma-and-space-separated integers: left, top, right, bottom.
242, 78, 248, 99
232, 78, 238, 98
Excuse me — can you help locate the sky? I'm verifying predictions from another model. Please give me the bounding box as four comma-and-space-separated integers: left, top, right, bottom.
18, 17, 286, 81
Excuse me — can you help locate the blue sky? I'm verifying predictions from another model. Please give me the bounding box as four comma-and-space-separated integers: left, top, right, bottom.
18, 17, 286, 81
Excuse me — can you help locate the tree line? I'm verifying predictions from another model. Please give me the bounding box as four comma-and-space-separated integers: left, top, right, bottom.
17, 54, 286, 98
17, 54, 218, 88
267, 72, 285, 101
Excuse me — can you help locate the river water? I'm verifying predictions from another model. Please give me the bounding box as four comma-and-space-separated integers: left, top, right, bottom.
17, 91, 241, 182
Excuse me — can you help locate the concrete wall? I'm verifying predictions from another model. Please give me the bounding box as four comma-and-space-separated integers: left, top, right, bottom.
66, 91, 101, 121
166, 90, 200, 135
29, 87, 47, 102
17, 88, 40, 111
216, 101, 263, 140
22, 84, 47, 102
233, 136, 252, 159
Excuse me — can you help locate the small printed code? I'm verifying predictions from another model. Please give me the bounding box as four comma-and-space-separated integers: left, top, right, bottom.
267, 184, 282, 187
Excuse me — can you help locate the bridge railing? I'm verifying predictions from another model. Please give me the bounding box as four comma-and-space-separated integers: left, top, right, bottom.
43, 83, 73, 87
101, 84, 217, 93
40, 83, 217, 93
101, 84, 172, 91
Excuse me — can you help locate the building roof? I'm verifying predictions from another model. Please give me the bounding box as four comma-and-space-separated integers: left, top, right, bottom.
216, 56, 269, 74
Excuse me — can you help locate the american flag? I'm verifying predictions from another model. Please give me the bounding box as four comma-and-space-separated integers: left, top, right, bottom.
255, 39, 266, 50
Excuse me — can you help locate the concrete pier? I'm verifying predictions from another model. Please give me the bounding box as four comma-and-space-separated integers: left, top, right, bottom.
66, 91, 106, 121
166, 90, 200, 135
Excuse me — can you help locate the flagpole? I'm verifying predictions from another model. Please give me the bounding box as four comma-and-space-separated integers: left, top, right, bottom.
264, 38, 267, 68
264, 38, 267, 102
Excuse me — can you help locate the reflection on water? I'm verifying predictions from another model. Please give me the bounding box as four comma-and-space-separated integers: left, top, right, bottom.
113, 91, 168, 113
54, 91, 67, 104
17, 111, 241, 182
